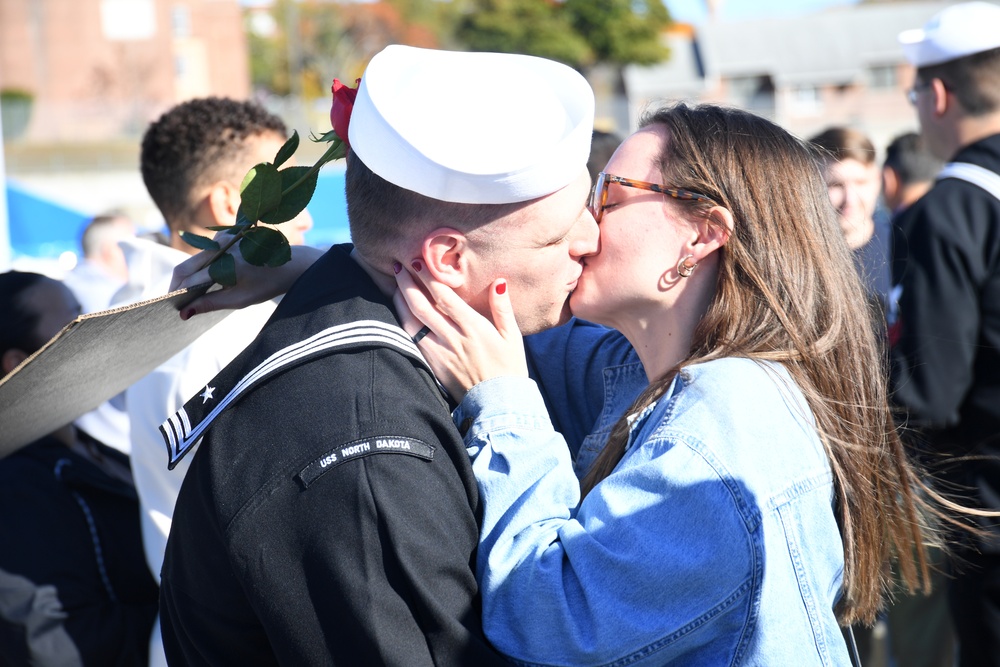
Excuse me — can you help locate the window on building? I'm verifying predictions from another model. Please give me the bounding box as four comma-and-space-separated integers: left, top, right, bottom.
172, 6, 191, 38
789, 85, 822, 116
867, 65, 897, 90
727, 75, 776, 116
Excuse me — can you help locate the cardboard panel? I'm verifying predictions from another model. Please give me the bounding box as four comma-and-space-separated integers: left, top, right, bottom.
0, 285, 230, 457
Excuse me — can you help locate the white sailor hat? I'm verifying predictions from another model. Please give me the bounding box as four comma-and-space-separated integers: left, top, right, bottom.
898, 2, 1000, 68
348, 45, 595, 204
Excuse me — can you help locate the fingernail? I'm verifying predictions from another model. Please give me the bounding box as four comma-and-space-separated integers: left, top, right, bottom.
181, 308, 194, 320
495, 281, 507, 295
411, 260, 423, 272
392, 261, 402, 275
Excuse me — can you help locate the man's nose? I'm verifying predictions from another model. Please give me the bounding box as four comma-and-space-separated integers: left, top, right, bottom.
295, 210, 314, 234
570, 212, 600, 258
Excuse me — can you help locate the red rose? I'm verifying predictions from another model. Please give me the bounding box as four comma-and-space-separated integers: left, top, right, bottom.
330, 78, 360, 149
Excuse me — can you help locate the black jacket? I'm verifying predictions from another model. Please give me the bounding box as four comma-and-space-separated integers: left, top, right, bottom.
159, 245, 504, 665
890, 133, 1000, 546
0, 434, 158, 666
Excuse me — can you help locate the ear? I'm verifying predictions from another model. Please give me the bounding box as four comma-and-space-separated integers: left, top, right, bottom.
421, 228, 471, 289
1, 348, 28, 377
206, 181, 241, 226
930, 78, 950, 118
689, 206, 732, 262
882, 166, 899, 205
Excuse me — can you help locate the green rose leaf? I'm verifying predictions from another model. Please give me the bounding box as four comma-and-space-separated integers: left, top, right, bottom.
240, 162, 282, 223
205, 225, 235, 232
259, 166, 318, 224
240, 226, 291, 267
209, 252, 237, 287
310, 129, 339, 144
273, 130, 299, 169
179, 231, 220, 251
232, 208, 254, 233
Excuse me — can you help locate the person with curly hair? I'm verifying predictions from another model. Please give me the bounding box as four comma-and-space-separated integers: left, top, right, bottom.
125, 97, 312, 667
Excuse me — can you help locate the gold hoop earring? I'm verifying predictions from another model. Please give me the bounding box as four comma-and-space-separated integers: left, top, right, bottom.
677, 255, 698, 278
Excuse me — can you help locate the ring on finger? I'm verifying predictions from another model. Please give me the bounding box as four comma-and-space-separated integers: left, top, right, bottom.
412, 326, 431, 344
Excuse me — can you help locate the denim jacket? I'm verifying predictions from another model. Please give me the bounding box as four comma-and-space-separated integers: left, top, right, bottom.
457, 322, 850, 666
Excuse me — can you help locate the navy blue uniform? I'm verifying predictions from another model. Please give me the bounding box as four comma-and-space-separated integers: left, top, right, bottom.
890, 133, 1000, 664
159, 245, 503, 666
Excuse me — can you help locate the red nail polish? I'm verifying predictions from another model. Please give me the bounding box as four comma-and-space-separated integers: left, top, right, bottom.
496, 281, 507, 295
393, 261, 402, 274
412, 260, 423, 272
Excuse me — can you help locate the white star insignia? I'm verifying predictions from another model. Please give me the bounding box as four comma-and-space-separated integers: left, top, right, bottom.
200, 385, 216, 404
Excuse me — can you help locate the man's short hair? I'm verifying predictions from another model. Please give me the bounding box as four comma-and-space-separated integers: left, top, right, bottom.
80, 213, 131, 259
587, 130, 623, 183
808, 127, 876, 166
883, 132, 944, 187
0, 271, 50, 358
345, 151, 530, 263
140, 97, 287, 228
917, 46, 1000, 117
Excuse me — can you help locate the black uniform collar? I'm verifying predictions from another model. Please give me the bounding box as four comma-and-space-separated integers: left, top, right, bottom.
951, 133, 1000, 170
160, 245, 438, 469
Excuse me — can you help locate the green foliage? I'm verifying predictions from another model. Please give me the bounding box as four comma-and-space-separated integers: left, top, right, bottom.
564, 0, 671, 66
452, 0, 671, 69
259, 166, 319, 224
209, 253, 237, 288
247, 0, 454, 98
0, 88, 33, 104
455, 0, 591, 67
240, 227, 292, 268
239, 163, 283, 224
247, 0, 672, 96
273, 130, 299, 168
182, 130, 347, 287
178, 231, 220, 251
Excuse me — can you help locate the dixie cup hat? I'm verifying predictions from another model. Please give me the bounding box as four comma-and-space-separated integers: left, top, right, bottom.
898, 1, 1000, 68
348, 45, 595, 205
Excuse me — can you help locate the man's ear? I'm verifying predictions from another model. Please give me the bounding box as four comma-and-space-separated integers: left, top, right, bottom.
882, 166, 899, 207
1, 348, 28, 377
931, 78, 950, 118
206, 181, 241, 226
421, 228, 470, 289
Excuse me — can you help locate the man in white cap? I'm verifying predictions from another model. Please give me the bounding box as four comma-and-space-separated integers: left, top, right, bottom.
157, 45, 598, 665
893, 3, 1000, 664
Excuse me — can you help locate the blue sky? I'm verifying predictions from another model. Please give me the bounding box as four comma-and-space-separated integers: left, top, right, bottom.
664, 0, 861, 24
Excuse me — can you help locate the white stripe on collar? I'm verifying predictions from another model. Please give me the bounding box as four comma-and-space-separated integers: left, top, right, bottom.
160, 320, 431, 469
938, 162, 1000, 200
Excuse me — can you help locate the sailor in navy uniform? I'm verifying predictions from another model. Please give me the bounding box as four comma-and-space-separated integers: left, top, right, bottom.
157, 45, 597, 666
895, 5, 1000, 662
159, 244, 501, 665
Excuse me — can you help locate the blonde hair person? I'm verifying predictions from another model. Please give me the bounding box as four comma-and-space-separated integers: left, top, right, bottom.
393, 103, 979, 665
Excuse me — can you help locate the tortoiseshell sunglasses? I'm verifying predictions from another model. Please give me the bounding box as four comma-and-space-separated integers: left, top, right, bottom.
588, 172, 717, 223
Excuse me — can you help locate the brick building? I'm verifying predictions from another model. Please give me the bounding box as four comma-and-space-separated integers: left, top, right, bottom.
0, 0, 250, 142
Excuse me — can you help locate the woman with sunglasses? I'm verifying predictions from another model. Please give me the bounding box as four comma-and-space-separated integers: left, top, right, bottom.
391, 103, 955, 666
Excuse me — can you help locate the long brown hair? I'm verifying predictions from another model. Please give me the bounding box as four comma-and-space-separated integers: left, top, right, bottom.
580, 103, 932, 625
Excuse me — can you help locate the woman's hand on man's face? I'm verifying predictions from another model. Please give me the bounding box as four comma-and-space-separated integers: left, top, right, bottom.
393, 259, 528, 403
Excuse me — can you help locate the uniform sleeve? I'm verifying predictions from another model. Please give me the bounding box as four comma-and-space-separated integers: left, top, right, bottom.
128, 305, 274, 583
890, 191, 986, 430
233, 450, 496, 665
457, 377, 754, 665
524, 318, 638, 454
